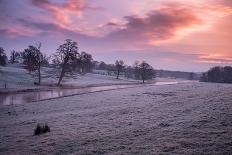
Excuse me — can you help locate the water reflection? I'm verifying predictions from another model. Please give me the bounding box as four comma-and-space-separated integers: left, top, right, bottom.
0, 81, 180, 105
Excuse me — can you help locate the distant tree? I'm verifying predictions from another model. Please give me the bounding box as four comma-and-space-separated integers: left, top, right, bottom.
207, 66, 223, 83
200, 66, 232, 83
200, 73, 208, 82
133, 60, 140, 80
189, 72, 194, 80
9, 50, 20, 64
78, 51, 93, 74
0, 47, 7, 66
125, 66, 134, 79
115, 60, 124, 79
98, 61, 107, 70
53, 39, 79, 85
139, 61, 155, 83
223, 66, 232, 83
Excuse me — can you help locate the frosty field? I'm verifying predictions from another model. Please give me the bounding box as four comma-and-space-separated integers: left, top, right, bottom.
0, 82, 231, 154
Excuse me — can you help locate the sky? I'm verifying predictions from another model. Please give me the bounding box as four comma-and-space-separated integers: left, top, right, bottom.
0, 0, 232, 72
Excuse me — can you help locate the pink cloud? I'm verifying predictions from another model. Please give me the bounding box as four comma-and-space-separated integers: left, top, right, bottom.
104, 3, 203, 47
30, 0, 103, 26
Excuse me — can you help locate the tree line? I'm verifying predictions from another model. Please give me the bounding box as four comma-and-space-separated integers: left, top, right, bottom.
0, 39, 156, 85
200, 66, 232, 83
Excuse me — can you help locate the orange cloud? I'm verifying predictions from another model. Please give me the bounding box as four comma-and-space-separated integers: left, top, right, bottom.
198, 54, 232, 64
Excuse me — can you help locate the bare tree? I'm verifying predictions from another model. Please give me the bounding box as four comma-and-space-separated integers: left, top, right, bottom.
115, 60, 124, 79
139, 61, 155, 83
34, 43, 46, 85
54, 39, 79, 86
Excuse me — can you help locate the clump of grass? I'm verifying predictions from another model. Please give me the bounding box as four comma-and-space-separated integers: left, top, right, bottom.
34, 123, 51, 136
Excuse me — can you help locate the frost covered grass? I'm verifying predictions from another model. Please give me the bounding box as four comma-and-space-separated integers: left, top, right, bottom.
0, 82, 231, 154
0, 65, 139, 93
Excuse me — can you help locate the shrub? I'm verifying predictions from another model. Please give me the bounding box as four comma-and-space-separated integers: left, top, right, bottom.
34, 123, 50, 135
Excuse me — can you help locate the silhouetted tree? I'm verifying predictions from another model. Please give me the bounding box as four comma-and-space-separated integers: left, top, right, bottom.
200, 66, 232, 83
0, 47, 7, 66
22, 44, 47, 85
53, 39, 79, 85
223, 66, 232, 83
139, 61, 155, 83
115, 60, 124, 79
207, 66, 223, 83
21, 46, 38, 73
9, 50, 20, 64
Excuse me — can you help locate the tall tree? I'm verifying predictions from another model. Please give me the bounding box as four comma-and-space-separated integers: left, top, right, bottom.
54, 39, 79, 86
34, 43, 47, 85
0, 47, 7, 66
115, 60, 124, 79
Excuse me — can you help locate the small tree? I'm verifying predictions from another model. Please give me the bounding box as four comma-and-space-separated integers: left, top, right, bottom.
115, 60, 124, 79
54, 39, 79, 86
0, 47, 7, 66
139, 61, 155, 83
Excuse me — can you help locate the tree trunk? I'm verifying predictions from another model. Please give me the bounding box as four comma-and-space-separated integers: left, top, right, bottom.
117, 70, 120, 79
38, 62, 41, 85
57, 60, 67, 86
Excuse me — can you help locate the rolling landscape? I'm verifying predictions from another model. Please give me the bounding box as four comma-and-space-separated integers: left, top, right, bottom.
0, 0, 232, 154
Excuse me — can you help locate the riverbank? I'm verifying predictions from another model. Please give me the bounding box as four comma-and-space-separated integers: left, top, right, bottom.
0, 82, 231, 154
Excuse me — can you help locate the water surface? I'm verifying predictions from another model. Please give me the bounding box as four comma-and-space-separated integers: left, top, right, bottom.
0, 81, 180, 105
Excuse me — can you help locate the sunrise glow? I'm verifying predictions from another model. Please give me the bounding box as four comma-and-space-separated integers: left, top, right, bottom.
0, 0, 232, 71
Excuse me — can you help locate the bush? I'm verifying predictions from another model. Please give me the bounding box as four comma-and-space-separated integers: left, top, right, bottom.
34, 123, 50, 135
